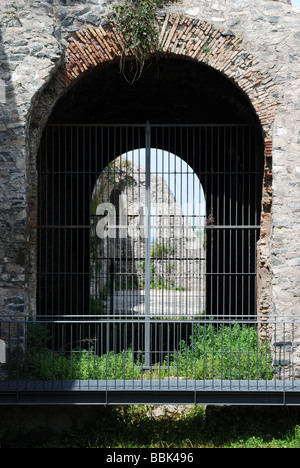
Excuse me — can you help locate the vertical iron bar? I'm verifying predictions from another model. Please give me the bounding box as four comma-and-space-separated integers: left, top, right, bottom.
82, 127, 86, 317
113, 127, 116, 353
63, 126, 67, 319
75, 127, 82, 316
254, 128, 258, 316
235, 128, 238, 318
242, 127, 245, 317
229, 127, 232, 317
248, 127, 251, 316
145, 121, 151, 367
55, 127, 59, 319
70, 127, 73, 317
88, 126, 92, 317
51, 127, 55, 317
45, 126, 49, 317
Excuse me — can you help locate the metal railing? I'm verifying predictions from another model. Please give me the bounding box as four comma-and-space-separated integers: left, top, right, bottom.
1, 314, 300, 405
10, 122, 297, 405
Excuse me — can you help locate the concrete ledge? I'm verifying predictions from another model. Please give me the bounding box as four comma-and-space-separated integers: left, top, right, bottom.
1, 380, 300, 406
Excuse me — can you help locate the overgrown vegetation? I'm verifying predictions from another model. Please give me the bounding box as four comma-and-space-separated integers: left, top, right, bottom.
7, 321, 273, 382
113, 0, 178, 82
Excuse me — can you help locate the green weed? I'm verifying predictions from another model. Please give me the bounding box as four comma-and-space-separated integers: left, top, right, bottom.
7, 321, 273, 382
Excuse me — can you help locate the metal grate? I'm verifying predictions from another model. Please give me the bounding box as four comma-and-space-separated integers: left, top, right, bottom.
1, 314, 300, 405
37, 123, 263, 323
3, 122, 286, 406
36, 123, 264, 370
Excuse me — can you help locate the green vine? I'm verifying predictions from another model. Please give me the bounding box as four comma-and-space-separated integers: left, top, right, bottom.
113, 0, 178, 83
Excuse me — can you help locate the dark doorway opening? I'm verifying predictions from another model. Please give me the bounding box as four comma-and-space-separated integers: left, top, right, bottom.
49, 57, 261, 126
37, 57, 264, 326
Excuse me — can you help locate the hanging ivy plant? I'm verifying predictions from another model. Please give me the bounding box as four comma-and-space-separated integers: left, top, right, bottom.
113, 0, 176, 82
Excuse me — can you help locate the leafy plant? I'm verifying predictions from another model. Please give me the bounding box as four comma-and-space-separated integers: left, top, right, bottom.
113, 0, 180, 82
162, 323, 274, 381
8, 320, 273, 382
23, 346, 142, 381
113, 0, 160, 82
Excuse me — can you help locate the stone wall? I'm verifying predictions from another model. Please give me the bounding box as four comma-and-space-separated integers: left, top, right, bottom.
0, 0, 300, 371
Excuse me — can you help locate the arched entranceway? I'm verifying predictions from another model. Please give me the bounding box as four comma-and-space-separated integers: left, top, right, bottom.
35, 45, 266, 366
28, 16, 276, 324
91, 147, 206, 315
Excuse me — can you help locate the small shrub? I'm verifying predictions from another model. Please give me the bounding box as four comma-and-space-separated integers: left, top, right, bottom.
113, 0, 160, 81
9, 321, 273, 382
162, 323, 274, 381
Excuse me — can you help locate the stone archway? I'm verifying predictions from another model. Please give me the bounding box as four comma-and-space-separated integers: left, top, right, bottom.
28, 15, 277, 320
64, 16, 277, 133
29, 15, 278, 134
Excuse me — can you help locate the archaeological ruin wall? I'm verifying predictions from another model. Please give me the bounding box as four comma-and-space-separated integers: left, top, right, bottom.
0, 0, 300, 375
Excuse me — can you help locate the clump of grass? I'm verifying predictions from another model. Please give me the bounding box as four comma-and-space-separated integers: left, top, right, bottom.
25, 348, 141, 381
7, 321, 273, 382
1, 405, 300, 448
156, 323, 273, 381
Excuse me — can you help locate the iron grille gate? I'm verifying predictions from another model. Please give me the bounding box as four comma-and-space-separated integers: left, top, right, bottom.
37, 122, 263, 321
3, 122, 300, 405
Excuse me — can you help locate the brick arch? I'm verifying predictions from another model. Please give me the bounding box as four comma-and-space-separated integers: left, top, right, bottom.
28, 14, 276, 318
56, 15, 277, 137
29, 14, 278, 153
